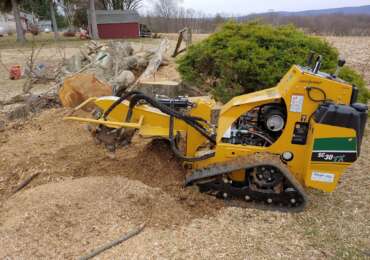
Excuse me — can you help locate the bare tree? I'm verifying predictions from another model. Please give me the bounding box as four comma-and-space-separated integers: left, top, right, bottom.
151, 0, 180, 32
145, 7, 370, 36
143, 1, 225, 34
153, 0, 178, 18
1, 0, 27, 43
56, 0, 80, 29
89, 0, 99, 39
99, 0, 143, 10
100, 0, 119, 9
49, 0, 59, 39
123, 0, 142, 10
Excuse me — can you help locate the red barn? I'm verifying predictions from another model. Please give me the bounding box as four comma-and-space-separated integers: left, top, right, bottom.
88, 10, 148, 39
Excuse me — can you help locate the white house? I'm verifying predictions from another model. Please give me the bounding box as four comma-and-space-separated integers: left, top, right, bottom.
0, 13, 16, 36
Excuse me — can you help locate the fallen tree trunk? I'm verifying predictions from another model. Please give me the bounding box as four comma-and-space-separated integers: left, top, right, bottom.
127, 39, 169, 92
5, 88, 60, 120
139, 39, 169, 80
0, 94, 31, 106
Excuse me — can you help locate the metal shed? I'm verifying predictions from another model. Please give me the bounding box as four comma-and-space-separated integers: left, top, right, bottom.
88, 10, 141, 39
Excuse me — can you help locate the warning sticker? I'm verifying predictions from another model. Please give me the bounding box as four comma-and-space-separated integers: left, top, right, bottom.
311, 172, 335, 183
290, 95, 304, 113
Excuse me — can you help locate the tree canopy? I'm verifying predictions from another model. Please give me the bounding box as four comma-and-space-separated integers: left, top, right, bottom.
0, 0, 17, 12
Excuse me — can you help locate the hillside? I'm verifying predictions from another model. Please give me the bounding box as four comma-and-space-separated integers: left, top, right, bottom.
278, 5, 370, 16
244, 5, 370, 18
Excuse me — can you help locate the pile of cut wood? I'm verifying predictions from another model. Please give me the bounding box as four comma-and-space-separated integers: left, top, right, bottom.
59, 39, 170, 109
0, 40, 170, 120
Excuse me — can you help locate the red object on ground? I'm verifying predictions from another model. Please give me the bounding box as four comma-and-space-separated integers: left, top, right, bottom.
80, 30, 90, 40
9, 65, 22, 80
97, 23, 140, 39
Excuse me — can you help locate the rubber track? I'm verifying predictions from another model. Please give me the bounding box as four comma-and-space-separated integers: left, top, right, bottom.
185, 153, 308, 211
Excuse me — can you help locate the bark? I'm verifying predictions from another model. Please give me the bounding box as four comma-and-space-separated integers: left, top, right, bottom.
50, 0, 60, 40
111, 70, 135, 94
11, 0, 25, 43
172, 27, 192, 57
89, 0, 99, 40
127, 39, 169, 92
79, 223, 146, 260
58, 73, 111, 111
5, 89, 60, 120
12, 173, 40, 194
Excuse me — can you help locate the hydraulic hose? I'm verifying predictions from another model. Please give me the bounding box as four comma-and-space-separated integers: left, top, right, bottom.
103, 91, 144, 120
127, 94, 206, 124
100, 91, 216, 161
126, 93, 216, 144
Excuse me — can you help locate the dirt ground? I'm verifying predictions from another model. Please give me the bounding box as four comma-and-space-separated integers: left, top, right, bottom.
326, 36, 370, 87
0, 36, 369, 259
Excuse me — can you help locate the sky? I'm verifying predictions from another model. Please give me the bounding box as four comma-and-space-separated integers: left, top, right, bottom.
144, 0, 370, 15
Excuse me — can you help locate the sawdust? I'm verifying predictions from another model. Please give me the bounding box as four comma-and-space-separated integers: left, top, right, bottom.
0, 109, 220, 213
0, 36, 369, 259
0, 176, 191, 258
0, 108, 224, 258
0, 107, 368, 259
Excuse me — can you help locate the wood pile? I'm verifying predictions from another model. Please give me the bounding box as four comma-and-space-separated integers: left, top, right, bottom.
1, 39, 170, 120
60, 39, 170, 108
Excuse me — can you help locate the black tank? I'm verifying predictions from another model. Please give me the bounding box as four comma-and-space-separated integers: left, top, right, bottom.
314, 102, 368, 155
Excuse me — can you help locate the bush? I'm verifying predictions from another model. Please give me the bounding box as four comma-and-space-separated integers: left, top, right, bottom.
177, 22, 369, 103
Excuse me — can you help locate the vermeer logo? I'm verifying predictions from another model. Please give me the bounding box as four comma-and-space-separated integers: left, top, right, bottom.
311, 172, 335, 183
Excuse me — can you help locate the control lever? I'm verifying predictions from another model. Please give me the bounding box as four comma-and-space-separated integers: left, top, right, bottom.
307, 51, 316, 67
312, 55, 322, 74
334, 59, 346, 78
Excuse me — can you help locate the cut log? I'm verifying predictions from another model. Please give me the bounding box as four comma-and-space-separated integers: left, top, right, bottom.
6, 104, 30, 120
110, 70, 135, 95
136, 56, 149, 69
121, 56, 139, 71
107, 41, 134, 58
140, 39, 169, 80
66, 54, 83, 73
137, 81, 181, 98
6, 90, 60, 120
107, 41, 134, 78
59, 73, 112, 111
0, 94, 32, 106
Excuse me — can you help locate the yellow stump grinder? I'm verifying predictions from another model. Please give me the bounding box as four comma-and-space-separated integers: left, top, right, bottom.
65, 55, 368, 211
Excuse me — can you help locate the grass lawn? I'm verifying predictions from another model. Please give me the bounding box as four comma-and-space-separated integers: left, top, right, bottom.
0, 32, 160, 50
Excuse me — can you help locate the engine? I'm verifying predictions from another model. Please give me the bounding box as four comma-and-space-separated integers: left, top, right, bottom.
222, 104, 286, 147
